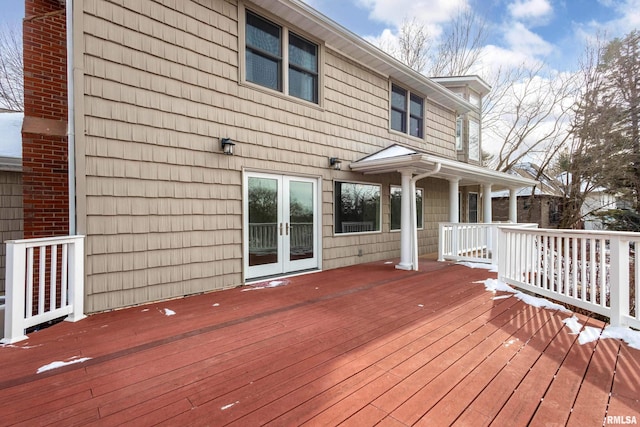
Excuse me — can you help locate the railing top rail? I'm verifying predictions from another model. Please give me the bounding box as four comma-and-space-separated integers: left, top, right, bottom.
439, 222, 538, 228
4, 235, 85, 247
498, 226, 640, 240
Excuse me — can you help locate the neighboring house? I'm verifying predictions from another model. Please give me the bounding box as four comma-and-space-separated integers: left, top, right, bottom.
0, 111, 24, 294
557, 172, 617, 230
492, 163, 564, 228
21, 0, 535, 314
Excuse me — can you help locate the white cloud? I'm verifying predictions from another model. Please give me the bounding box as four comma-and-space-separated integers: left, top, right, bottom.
574, 0, 640, 44
508, 0, 553, 21
504, 22, 554, 57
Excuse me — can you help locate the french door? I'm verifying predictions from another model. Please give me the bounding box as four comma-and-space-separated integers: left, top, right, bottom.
244, 172, 319, 280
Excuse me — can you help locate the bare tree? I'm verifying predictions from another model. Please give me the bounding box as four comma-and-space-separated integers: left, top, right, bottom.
483, 63, 578, 175
379, 17, 432, 73
430, 8, 489, 76
0, 23, 23, 112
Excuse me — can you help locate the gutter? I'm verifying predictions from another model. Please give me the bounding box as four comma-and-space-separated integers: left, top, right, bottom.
66, 0, 76, 234
411, 163, 441, 270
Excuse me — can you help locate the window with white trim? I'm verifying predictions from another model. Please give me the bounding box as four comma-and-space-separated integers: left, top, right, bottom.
469, 119, 480, 161
391, 84, 424, 138
245, 10, 319, 103
334, 182, 381, 234
390, 186, 423, 230
456, 116, 463, 150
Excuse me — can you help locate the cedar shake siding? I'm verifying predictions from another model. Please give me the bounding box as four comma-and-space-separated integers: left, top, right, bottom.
0, 171, 23, 293
22, 0, 69, 238
25, 0, 463, 312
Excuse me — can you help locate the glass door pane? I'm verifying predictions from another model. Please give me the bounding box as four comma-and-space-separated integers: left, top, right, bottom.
248, 177, 279, 267
288, 180, 314, 261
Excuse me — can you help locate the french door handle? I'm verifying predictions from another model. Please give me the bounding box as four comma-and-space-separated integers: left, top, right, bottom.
280, 223, 283, 236
286, 223, 290, 235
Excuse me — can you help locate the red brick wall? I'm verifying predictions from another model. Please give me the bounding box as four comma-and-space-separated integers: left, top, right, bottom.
22, 0, 69, 238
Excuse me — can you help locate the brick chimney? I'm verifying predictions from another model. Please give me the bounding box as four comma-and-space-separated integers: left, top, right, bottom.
22, 0, 69, 238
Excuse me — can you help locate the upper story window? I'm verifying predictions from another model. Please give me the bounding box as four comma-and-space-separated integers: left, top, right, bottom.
245, 11, 318, 103
469, 92, 480, 107
391, 84, 424, 138
456, 116, 463, 150
469, 119, 480, 161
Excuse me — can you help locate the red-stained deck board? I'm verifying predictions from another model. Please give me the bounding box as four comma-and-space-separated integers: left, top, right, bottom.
0, 260, 638, 426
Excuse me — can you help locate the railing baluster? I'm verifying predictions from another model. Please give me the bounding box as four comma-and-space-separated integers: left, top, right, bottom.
61, 243, 68, 308
50, 244, 58, 311
26, 247, 34, 319
590, 238, 596, 304
38, 247, 46, 315
600, 238, 607, 308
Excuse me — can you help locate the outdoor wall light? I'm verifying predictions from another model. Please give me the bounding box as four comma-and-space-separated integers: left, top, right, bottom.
329, 157, 342, 170
221, 138, 235, 155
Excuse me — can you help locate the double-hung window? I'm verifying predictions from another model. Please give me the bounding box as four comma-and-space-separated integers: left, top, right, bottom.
468, 119, 480, 161
391, 84, 424, 138
245, 11, 319, 104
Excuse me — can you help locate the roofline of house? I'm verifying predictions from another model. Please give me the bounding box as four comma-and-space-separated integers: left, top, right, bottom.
0, 156, 22, 172
248, 0, 476, 114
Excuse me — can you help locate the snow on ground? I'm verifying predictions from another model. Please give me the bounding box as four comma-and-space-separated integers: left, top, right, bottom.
37, 357, 92, 374
479, 278, 640, 350
457, 262, 498, 272
163, 308, 176, 316
241, 280, 289, 291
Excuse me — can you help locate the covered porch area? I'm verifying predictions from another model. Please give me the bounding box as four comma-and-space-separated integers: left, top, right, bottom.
350, 145, 537, 271
0, 259, 637, 425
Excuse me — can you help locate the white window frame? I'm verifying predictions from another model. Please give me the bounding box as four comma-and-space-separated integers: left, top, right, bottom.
456, 116, 464, 151
334, 180, 382, 235
468, 119, 480, 161
390, 83, 424, 139
468, 192, 479, 223
239, 3, 323, 106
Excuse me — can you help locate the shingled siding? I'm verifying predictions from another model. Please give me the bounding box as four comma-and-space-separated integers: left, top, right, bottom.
80, 0, 457, 312
0, 171, 23, 293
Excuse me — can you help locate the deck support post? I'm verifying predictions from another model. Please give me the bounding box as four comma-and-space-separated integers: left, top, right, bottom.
396, 169, 414, 271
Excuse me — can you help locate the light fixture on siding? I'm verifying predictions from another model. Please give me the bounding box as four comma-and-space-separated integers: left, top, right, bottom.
329, 157, 342, 170
221, 138, 235, 155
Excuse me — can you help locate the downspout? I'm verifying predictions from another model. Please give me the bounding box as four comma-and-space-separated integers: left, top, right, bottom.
411, 163, 441, 270
66, 0, 76, 235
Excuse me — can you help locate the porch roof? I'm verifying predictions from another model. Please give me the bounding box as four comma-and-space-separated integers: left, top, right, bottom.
349, 145, 538, 190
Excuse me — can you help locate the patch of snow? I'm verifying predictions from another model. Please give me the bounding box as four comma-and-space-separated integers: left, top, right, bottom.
458, 262, 496, 271
37, 357, 92, 374
141, 308, 149, 312
492, 295, 512, 300
384, 261, 393, 264
212, 303, 220, 307
601, 326, 640, 350
242, 279, 290, 291
578, 326, 602, 345
562, 316, 583, 335
0, 343, 41, 349
163, 308, 176, 316
418, 304, 424, 308
515, 292, 571, 313
482, 278, 516, 294
221, 401, 239, 411
504, 338, 518, 347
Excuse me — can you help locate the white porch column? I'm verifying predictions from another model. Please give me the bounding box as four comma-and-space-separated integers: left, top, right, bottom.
482, 183, 492, 223
448, 178, 460, 223
396, 169, 414, 271
509, 188, 518, 223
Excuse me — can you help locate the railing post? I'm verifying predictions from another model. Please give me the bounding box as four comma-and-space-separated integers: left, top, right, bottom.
609, 236, 629, 327
65, 236, 86, 323
497, 227, 507, 282
2, 241, 28, 344
438, 223, 445, 261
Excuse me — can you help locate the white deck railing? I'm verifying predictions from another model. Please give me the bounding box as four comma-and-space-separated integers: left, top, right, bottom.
248, 223, 313, 253
438, 222, 538, 264
497, 227, 640, 328
2, 235, 86, 344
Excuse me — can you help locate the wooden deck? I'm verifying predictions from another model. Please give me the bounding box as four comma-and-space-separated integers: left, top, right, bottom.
1, 260, 639, 426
